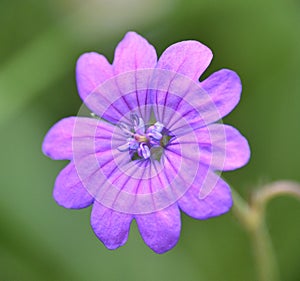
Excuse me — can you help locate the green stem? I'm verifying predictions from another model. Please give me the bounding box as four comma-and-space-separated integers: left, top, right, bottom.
231, 189, 280, 281
251, 218, 279, 281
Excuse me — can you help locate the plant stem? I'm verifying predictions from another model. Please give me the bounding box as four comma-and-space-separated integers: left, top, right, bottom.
250, 218, 279, 281
231, 189, 280, 281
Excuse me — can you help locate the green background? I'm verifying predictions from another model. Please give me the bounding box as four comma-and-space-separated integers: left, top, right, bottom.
0, 0, 299, 280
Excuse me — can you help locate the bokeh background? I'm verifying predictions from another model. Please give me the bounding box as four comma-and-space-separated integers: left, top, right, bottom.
1, 0, 300, 280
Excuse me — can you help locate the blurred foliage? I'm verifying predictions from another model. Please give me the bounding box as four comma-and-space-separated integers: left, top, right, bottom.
0, 0, 300, 280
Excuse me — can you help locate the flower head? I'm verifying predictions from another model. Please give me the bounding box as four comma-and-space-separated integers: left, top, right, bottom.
42, 32, 250, 253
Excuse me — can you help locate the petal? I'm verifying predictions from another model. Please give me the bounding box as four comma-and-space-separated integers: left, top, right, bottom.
42, 117, 77, 160
135, 204, 181, 254
87, 69, 154, 123
76, 52, 113, 102
91, 201, 133, 250
151, 69, 242, 132
53, 162, 94, 209
150, 69, 222, 130
179, 171, 232, 219
200, 69, 242, 118
195, 124, 250, 171
113, 31, 157, 73
42, 117, 116, 161
156, 40, 213, 81
76, 33, 156, 123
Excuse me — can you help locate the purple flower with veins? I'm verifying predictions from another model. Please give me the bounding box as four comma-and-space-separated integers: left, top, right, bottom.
42, 31, 250, 254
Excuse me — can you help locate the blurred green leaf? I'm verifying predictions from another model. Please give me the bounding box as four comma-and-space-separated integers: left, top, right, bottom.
0, 28, 75, 126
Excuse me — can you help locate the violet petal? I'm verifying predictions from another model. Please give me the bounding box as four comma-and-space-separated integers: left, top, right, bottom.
195, 124, 250, 171
76, 52, 113, 102
150, 70, 221, 130
91, 201, 133, 250
109, 31, 157, 122
42, 117, 117, 161
53, 162, 94, 209
42, 117, 77, 160
156, 40, 212, 81
113, 31, 157, 73
178, 170, 232, 219
135, 204, 181, 254
200, 69, 242, 119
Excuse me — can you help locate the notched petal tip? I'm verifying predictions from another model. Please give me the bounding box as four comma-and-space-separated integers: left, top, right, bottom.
196, 124, 251, 171
91, 202, 133, 250
53, 163, 94, 209
157, 40, 213, 81
113, 31, 157, 73
223, 126, 251, 171
179, 173, 233, 220
76, 52, 113, 101
121, 31, 145, 41
200, 68, 242, 118
135, 205, 181, 254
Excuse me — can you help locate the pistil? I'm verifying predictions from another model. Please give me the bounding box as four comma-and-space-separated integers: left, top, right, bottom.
134, 134, 148, 143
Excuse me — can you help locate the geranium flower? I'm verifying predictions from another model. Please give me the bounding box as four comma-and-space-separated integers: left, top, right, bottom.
42, 31, 250, 253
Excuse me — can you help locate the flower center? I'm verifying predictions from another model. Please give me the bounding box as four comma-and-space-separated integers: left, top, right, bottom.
117, 113, 167, 160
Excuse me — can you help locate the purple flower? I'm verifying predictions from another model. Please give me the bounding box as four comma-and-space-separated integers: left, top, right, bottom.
42, 32, 250, 253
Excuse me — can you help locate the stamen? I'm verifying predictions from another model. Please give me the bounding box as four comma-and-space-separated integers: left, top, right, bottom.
147, 131, 162, 141
117, 114, 167, 161
130, 113, 140, 126
153, 122, 164, 132
118, 122, 134, 137
138, 143, 150, 159
128, 138, 139, 150
130, 113, 145, 134
117, 142, 130, 152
